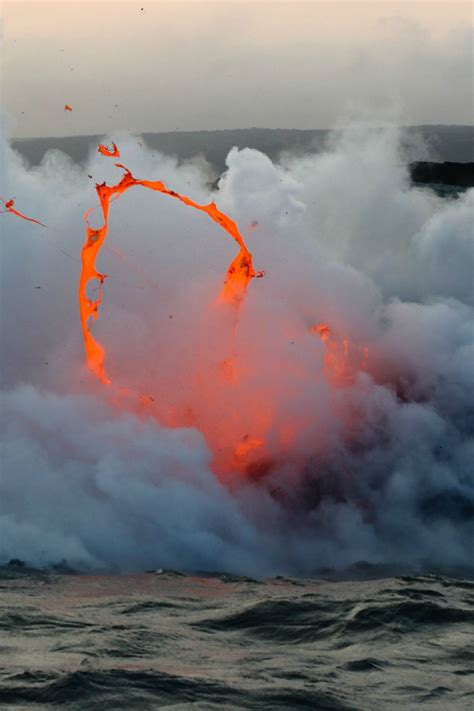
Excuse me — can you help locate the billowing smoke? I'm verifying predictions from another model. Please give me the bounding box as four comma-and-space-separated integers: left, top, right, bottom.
1, 122, 473, 577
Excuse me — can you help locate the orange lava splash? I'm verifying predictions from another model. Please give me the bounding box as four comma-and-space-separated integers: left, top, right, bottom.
1, 198, 46, 227
79, 149, 263, 384
312, 323, 368, 385
312, 323, 331, 344
233, 435, 272, 480
75, 141, 370, 481
98, 142, 120, 158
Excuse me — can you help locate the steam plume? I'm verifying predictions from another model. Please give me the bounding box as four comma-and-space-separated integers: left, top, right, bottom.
1, 124, 473, 576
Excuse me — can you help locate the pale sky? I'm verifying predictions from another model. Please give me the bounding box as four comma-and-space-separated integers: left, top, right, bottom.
2, 1, 473, 137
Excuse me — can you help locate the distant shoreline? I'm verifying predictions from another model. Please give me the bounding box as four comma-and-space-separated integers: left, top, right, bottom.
10, 123, 474, 142
11, 125, 474, 171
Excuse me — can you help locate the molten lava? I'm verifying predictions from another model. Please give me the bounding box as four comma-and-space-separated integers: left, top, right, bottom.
79, 149, 263, 385
1, 198, 46, 227
74, 141, 371, 480
312, 323, 368, 385
3, 140, 370, 481
98, 142, 120, 158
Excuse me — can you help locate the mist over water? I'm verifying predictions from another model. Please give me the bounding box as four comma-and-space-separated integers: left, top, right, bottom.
1, 123, 473, 576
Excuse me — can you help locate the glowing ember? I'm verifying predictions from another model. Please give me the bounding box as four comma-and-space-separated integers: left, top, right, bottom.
1, 198, 46, 227
312, 323, 368, 385
98, 142, 120, 158
312, 323, 331, 343
79, 149, 263, 384
234, 435, 264, 464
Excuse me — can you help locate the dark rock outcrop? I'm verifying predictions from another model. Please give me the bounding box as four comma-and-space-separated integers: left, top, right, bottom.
411, 161, 474, 188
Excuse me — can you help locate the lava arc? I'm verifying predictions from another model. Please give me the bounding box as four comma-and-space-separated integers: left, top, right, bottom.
79, 149, 263, 385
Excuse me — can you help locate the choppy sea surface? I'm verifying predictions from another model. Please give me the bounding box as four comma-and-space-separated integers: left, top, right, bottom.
1, 569, 473, 709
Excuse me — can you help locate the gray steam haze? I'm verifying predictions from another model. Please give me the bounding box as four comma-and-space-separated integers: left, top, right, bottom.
1, 122, 473, 576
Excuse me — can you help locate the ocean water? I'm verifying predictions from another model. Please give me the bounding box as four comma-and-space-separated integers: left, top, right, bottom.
1, 569, 473, 709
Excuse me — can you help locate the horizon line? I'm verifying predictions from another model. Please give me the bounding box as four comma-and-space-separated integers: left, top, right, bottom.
11, 123, 474, 142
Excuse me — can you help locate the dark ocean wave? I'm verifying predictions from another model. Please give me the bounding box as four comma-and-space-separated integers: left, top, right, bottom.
195, 596, 474, 644
195, 598, 350, 643
0, 610, 94, 633
0, 668, 353, 710
1, 571, 473, 709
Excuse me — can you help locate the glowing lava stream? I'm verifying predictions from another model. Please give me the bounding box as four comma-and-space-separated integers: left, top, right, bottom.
79, 154, 264, 384
1, 147, 370, 479
1, 198, 46, 227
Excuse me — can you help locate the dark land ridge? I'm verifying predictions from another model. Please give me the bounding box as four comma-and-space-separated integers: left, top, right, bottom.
12, 125, 474, 189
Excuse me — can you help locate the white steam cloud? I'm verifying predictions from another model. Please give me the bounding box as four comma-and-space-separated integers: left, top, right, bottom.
0, 123, 473, 576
